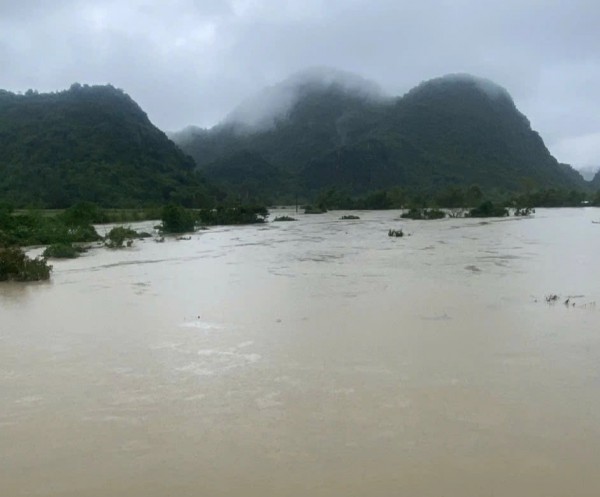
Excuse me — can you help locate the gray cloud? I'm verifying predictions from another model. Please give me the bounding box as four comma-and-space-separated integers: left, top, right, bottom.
1, 0, 599, 169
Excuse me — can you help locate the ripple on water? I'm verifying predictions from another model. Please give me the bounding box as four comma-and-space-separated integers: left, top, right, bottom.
179, 320, 225, 332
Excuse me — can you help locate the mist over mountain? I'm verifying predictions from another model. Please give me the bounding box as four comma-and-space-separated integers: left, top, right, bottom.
591, 169, 600, 188
223, 67, 386, 133
173, 70, 587, 200
578, 165, 600, 181
172, 69, 389, 179
0, 84, 211, 207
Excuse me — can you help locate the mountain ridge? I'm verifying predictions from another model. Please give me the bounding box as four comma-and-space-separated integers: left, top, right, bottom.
0, 84, 211, 207
173, 70, 587, 199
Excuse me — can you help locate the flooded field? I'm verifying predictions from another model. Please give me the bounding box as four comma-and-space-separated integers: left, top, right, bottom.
1, 208, 600, 497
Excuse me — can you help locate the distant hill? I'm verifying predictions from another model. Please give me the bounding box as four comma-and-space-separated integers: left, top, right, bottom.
0, 84, 211, 207
591, 169, 600, 189
173, 70, 586, 199
173, 68, 387, 173
578, 165, 600, 182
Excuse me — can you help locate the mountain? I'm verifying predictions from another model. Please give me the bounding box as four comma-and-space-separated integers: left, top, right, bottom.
173, 68, 387, 173
173, 70, 586, 199
0, 84, 211, 207
203, 150, 292, 203
578, 165, 600, 182
591, 169, 600, 189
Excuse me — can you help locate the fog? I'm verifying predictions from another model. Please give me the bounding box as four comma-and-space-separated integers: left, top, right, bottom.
222, 67, 385, 133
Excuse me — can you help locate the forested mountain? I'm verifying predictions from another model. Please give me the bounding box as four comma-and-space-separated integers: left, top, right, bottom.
173, 71, 587, 200
0, 84, 211, 207
203, 150, 293, 203
174, 69, 387, 172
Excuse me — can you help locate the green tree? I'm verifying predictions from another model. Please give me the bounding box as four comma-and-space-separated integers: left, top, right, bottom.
160, 204, 196, 233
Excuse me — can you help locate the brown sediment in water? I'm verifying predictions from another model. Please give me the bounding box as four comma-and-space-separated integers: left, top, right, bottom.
1, 209, 600, 497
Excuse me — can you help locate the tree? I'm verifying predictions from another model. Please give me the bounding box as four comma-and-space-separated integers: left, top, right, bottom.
160, 204, 196, 233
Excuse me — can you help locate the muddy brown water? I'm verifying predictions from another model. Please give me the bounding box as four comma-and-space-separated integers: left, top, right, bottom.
1, 208, 600, 496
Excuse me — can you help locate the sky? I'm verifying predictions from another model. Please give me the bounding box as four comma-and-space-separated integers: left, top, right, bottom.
1, 0, 599, 171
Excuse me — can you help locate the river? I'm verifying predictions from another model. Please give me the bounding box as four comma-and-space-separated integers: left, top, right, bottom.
1, 208, 600, 496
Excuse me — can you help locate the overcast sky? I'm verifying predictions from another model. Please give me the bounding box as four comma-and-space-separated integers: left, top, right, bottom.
1, 0, 599, 170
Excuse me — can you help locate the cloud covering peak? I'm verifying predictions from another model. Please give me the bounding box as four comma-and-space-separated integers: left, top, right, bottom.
223, 67, 385, 131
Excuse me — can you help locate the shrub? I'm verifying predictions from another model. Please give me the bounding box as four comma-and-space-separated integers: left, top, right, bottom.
0, 247, 52, 281
468, 201, 509, 218
196, 205, 268, 226
161, 204, 196, 233
514, 207, 535, 216
423, 209, 446, 219
43, 243, 85, 259
105, 226, 138, 248
0, 210, 100, 247
401, 208, 446, 220
304, 205, 327, 214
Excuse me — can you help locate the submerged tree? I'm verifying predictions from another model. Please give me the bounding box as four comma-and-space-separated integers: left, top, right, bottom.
0, 247, 52, 281
160, 204, 196, 233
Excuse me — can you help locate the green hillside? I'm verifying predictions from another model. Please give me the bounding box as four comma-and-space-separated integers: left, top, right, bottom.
174, 71, 587, 199
0, 84, 211, 207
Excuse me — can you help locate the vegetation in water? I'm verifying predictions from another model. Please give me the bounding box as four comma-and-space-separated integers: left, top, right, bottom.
304, 205, 327, 214
160, 204, 196, 234
0, 205, 100, 247
273, 216, 297, 222
468, 201, 509, 218
105, 226, 139, 248
388, 229, 404, 237
401, 208, 446, 220
340, 215, 360, 220
42, 243, 87, 259
196, 205, 269, 226
0, 247, 52, 281
514, 207, 535, 216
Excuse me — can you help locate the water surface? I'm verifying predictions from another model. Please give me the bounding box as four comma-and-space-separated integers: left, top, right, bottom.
1, 208, 600, 496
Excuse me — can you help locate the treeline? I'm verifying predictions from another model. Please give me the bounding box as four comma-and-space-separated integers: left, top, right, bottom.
308, 185, 599, 211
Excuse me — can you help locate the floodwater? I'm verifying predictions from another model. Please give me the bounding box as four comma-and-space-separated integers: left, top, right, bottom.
1, 208, 600, 497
